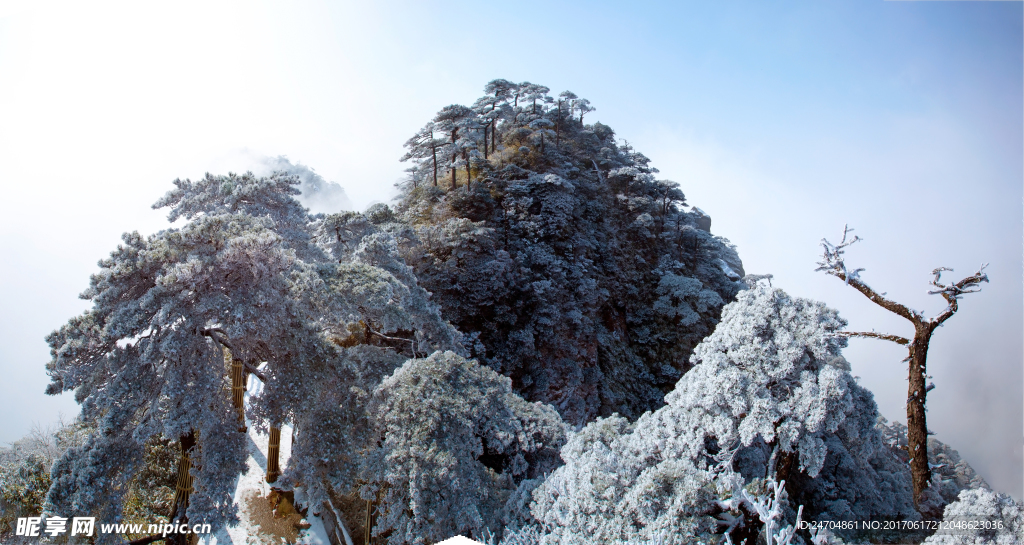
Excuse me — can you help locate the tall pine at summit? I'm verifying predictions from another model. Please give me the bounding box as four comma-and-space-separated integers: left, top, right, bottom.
396, 80, 745, 425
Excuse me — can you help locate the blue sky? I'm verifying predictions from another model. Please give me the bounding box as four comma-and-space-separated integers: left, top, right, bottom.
0, 0, 1020, 498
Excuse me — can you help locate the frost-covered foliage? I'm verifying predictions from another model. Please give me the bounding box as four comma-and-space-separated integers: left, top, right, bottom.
676, 286, 856, 478
780, 393, 919, 526
0, 421, 87, 539
396, 79, 745, 425
924, 489, 1023, 544
362, 351, 566, 545
529, 286, 927, 544
43, 171, 461, 540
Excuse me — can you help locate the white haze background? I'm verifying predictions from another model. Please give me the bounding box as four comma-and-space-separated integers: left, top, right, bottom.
0, 1, 1020, 499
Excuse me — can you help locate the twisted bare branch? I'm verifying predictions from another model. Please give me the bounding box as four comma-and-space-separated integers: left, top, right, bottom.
929, 264, 989, 326
816, 225, 920, 323
837, 331, 910, 345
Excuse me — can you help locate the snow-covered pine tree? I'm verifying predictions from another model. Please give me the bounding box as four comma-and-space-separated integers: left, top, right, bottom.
432, 105, 476, 190
528, 285, 919, 544
361, 351, 566, 545
402, 122, 446, 187
42, 172, 461, 541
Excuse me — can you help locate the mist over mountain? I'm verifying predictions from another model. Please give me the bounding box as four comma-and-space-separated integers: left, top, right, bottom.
260, 156, 353, 215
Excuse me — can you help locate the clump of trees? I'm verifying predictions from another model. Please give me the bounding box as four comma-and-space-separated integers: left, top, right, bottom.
397, 80, 745, 427
0, 420, 87, 538
40, 171, 462, 542
3, 80, 1013, 545
364, 351, 566, 543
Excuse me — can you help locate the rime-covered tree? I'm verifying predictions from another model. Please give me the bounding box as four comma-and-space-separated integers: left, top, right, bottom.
574, 97, 594, 124
554, 91, 577, 150
361, 351, 566, 545
924, 489, 1022, 545
529, 285, 919, 544
527, 118, 555, 154
520, 83, 550, 115
483, 79, 517, 154
42, 172, 461, 541
402, 122, 446, 187
433, 104, 475, 189
816, 226, 989, 512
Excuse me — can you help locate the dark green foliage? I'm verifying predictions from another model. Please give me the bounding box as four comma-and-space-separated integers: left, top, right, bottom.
120, 436, 178, 537
396, 80, 745, 425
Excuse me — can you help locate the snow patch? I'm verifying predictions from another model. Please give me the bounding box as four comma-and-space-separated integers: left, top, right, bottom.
437, 537, 485, 545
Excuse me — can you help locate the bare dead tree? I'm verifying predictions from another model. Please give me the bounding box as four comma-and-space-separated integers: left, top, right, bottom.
816, 225, 988, 511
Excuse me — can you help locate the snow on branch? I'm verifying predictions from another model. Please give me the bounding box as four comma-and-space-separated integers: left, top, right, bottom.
815, 225, 863, 284
722, 472, 804, 545
928, 264, 989, 325
816, 225, 920, 323
837, 331, 911, 346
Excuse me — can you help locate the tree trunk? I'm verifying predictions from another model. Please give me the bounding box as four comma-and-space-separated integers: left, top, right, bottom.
452, 127, 460, 189
491, 120, 496, 154
431, 146, 438, 186
166, 432, 197, 545
364, 499, 374, 545
464, 150, 471, 187
266, 425, 282, 483
482, 125, 488, 160
555, 103, 561, 151
230, 357, 246, 432
907, 324, 933, 507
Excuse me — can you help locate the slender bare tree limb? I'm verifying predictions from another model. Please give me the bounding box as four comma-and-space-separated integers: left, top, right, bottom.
367, 329, 422, 358
367, 329, 414, 346
837, 331, 910, 345
815, 225, 921, 324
